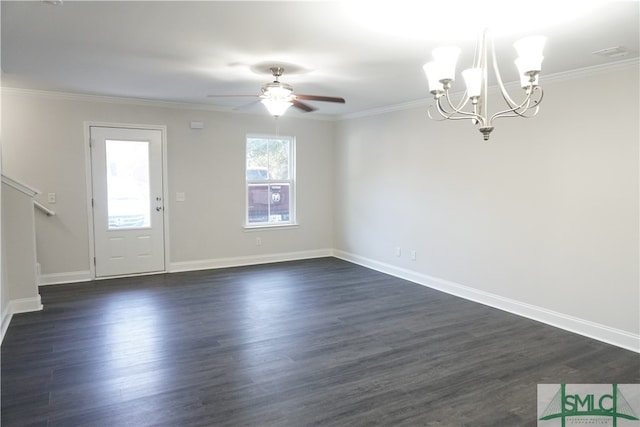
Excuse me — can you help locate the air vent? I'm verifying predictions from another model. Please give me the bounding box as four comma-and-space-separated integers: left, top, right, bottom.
592, 46, 631, 59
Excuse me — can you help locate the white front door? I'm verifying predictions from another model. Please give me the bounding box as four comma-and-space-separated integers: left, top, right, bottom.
90, 126, 165, 277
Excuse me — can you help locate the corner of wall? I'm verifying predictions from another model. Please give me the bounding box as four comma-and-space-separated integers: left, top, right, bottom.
1, 295, 42, 343
333, 250, 640, 354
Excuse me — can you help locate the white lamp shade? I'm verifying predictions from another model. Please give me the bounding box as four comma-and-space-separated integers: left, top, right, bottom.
261, 99, 292, 116
423, 62, 444, 94
462, 68, 482, 98
514, 36, 546, 60
432, 46, 460, 82
515, 55, 544, 75
518, 70, 540, 88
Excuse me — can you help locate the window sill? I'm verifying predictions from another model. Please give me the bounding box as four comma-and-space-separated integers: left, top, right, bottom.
243, 223, 299, 231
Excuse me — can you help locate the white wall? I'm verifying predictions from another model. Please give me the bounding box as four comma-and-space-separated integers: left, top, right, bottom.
1, 1, 6, 338
0, 92, 335, 279
2, 64, 638, 351
1, 179, 42, 335
334, 65, 639, 350
1, 174, 45, 339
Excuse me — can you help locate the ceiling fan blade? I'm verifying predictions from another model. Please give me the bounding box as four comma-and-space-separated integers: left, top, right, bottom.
207, 94, 259, 98
292, 99, 316, 112
295, 94, 346, 103
234, 100, 261, 111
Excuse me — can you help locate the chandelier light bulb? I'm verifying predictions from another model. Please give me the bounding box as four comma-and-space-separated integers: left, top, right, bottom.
514, 36, 547, 61
515, 55, 545, 76
423, 62, 444, 94
432, 46, 461, 82
462, 68, 482, 98
518, 72, 540, 89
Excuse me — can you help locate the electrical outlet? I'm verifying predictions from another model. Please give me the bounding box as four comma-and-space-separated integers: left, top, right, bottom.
410, 250, 417, 261
395, 247, 402, 257
256, 237, 262, 246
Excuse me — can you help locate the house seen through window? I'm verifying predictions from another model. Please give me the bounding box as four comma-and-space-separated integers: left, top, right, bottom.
246, 135, 295, 226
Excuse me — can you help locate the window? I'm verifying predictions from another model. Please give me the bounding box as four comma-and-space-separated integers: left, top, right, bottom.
105, 139, 151, 229
246, 135, 295, 227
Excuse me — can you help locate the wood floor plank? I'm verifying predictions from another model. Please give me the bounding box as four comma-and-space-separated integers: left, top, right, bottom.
2, 257, 638, 426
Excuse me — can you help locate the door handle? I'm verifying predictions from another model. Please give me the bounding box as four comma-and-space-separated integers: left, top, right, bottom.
156, 206, 163, 212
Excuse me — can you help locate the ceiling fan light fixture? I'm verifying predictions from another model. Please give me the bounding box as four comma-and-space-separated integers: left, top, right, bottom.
262, 82, 293, 98
208, 66, 344, 116
261, 80, 294, 116
261, 98, 293, 117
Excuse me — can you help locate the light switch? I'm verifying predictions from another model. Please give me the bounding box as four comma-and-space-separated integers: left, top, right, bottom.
176, 192, 186, 202
48, 193, 56, 204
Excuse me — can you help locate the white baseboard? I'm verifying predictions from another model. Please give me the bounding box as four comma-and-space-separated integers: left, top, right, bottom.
1, 295, 43, 343
29, 250, 639, 352
1, 307, 11, 343
36, 250, 333, 284
333, 250, 640, 354
39, 270, 91, 286
169, 249, 333, 273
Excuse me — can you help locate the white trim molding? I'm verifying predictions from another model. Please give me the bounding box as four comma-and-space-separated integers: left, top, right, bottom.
83, 122, 170, 280
1, 296, 43, 343
26, 250, 639, 352
39, 270, 92, 286
169, 249, 333, 273
0, 87, 336, 121
3, 58, 636, 123
1, 175, 40, 197
333, 250, 640, 353
37, 250, 332, 285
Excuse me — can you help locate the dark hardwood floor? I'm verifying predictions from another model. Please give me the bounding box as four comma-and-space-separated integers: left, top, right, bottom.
2, 257, 638, 426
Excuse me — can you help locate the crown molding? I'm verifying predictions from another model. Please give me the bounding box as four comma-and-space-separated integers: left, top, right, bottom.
542, 57, 639, 84
2, 58, 637, 122
0, 86, 338, 121
0, 87, 234, 112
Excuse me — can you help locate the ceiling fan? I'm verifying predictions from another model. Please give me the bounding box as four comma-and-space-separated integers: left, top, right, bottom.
208, 66, 346, 116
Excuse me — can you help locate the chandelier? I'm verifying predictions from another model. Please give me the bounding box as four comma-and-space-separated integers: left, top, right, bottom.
424, 29, 546, 140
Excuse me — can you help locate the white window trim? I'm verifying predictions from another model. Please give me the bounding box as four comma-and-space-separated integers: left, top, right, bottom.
244, 134, 296, 228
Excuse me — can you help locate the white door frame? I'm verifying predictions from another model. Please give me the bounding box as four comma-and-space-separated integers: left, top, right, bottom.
84, 122, 170, 280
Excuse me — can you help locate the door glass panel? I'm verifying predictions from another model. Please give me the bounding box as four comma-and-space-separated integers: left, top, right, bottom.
105, 139, 151, 229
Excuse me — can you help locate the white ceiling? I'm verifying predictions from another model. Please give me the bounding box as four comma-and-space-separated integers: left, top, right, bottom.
2, 0, 638, 118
